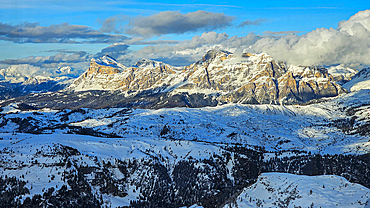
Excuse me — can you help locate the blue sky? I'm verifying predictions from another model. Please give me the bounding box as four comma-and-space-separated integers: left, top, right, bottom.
0, 0, 370, 73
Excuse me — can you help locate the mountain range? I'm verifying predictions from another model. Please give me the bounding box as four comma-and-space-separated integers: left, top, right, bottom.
0, 50, 370, 207
71, 50, 346, 105
1, 50, 357, 109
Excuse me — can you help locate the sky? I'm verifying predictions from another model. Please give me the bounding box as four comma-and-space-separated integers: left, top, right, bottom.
0, 0, 370, 79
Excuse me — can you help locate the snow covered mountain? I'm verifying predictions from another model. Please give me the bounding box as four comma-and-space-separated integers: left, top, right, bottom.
0, 65, 77, 83
70, 50, 346, 105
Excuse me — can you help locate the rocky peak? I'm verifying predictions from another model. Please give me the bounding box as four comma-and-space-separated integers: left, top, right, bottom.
86, 55, 124, 76
70, 55, 178, 91
198, 50, 232, 65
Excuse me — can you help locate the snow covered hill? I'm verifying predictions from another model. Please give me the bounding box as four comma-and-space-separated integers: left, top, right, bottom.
1, 90, 370, 155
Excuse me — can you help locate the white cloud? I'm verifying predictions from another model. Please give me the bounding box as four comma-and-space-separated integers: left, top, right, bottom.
249, 10, 370, 68
338, 10, 370, 36
117, 32, 233, 66
98, 14, 127, 34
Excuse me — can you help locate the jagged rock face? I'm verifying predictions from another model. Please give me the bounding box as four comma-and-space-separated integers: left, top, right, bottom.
71, 56, 178, 91
86, 59, 121, 76
70, 50, 346, 105
278, 66, 346, 104
180, 50, 345, 104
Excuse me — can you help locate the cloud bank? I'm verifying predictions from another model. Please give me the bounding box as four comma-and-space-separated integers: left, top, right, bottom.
117, 32, 259, 66
0, 52, 89, 67
251, 10, 370, 68
263, 31, 303, 35
117, 10, 370, 69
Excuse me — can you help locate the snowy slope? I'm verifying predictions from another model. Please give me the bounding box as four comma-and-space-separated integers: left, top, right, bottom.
1, 91, 370, 155
224, 173, 370, 208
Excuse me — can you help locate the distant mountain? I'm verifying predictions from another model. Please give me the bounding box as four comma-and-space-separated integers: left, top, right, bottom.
0, 64, 77, 99
0, 65, 77, 83
0, 76, 73, 100
343, 67, 370, 92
